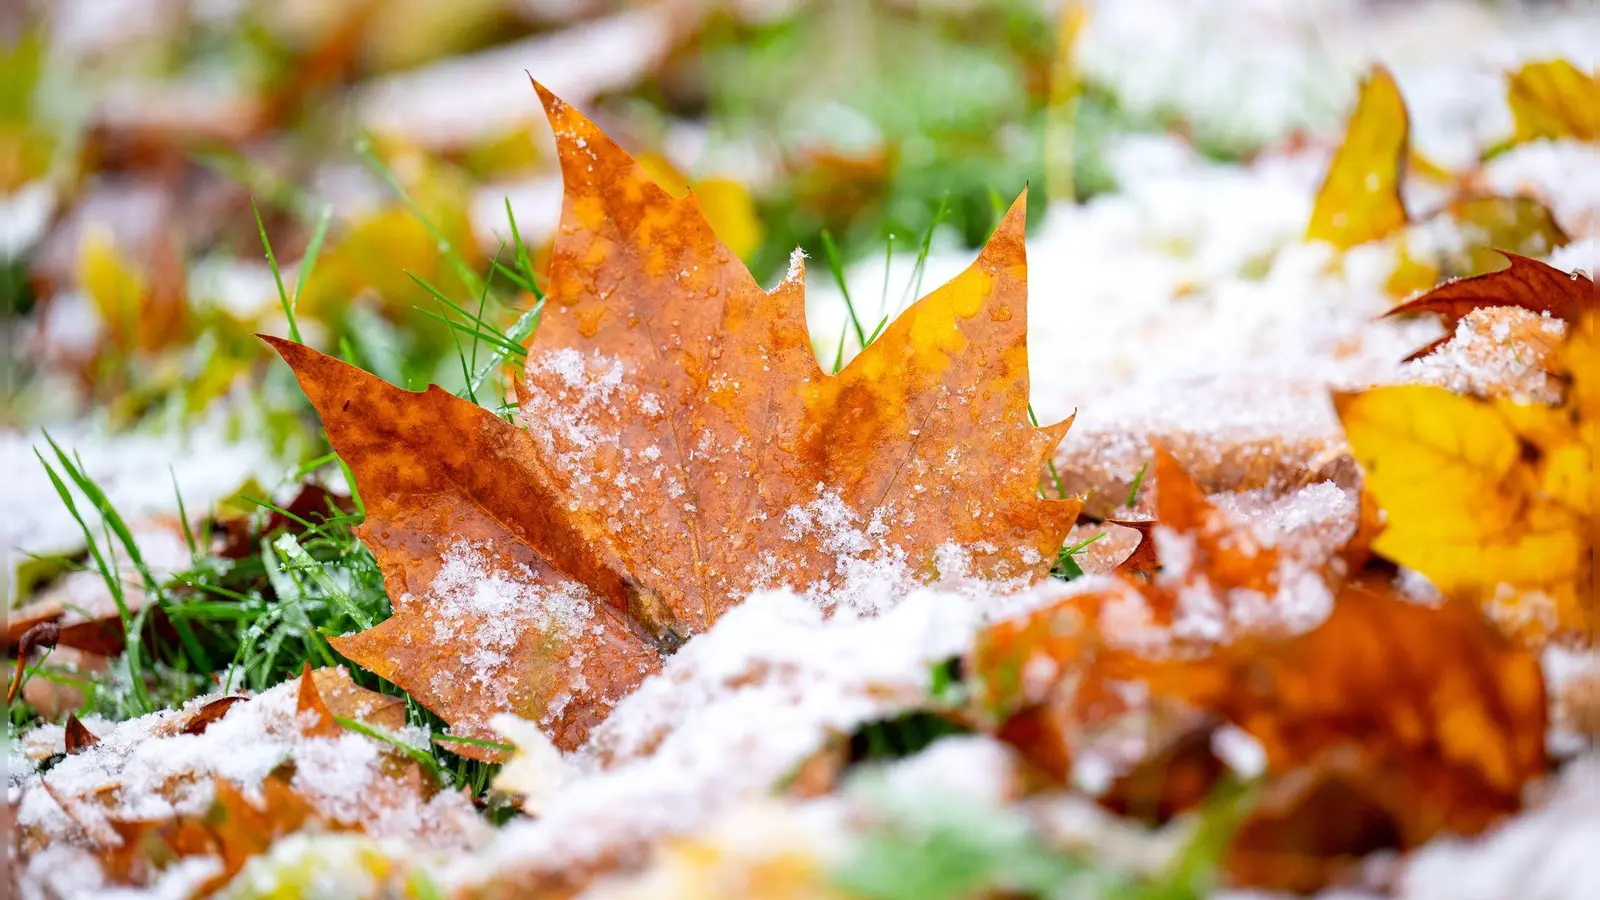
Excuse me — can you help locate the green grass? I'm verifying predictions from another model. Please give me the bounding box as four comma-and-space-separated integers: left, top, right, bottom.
17, 443, 506, 796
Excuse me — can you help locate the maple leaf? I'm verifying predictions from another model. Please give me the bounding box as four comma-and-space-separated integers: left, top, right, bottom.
1385, 252, 1595, 361
1305, 66, 1409, 250
266, 84, 1080, 758
1335, 310, 1595, 644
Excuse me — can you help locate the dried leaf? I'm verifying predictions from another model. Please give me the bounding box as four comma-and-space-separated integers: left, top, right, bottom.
1121, 580, 1547, 890
1506, 59, 1599, 145
74, 225, 188, 358
101, 775, 326, 895
267, 85, 1079, 757
1389, 196, 1572, 301
1108, 518, 1157, 577
10, 665, 485, 882
1305, 66, 1409, 249
295, 662, 343, 738
1386, 252, 1595, 361
63, 712, 99, 755
181, 695, 249, 736
1098, 722, 1227, 826
7, 621, 59, 704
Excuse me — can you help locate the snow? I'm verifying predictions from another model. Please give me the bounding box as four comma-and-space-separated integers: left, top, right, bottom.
1402, 307, 1568, 403
8, 671, 486, 899
426, 541, 599, 711
443, 583, 1063, 892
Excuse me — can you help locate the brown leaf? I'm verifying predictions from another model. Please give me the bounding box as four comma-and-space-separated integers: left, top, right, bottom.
64, 713, 99, 755
1107, 518, 1157, 576
102, 774, 326, 895
1387, 252, 1595, 361
1099, 722, 1227, 826
181, 696, 249, 736
309, 666, 407, 730
295, 662, 344, 739
266, 85, 1079, 757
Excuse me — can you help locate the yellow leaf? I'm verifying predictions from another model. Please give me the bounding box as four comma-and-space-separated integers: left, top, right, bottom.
1335, 384, 1592, 643
692, 177, 765, 263
76, 227, 147, 337
1507, 59, 1599, 145
1306, 66, 1409, 249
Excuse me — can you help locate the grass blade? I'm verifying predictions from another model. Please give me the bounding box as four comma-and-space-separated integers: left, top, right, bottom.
253, 198, 300, 343
292, 202, 334, 306
820, 230, 866, 348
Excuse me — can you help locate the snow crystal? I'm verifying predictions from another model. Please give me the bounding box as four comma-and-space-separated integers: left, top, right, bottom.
1403, 307, 1568, 404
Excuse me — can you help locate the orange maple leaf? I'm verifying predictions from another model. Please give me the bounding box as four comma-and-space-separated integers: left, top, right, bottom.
266, 85, 1080, 757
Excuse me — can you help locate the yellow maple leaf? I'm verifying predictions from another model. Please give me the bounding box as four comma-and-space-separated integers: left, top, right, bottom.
1334, 314, 1596, 643
1305, 66, 1409, 249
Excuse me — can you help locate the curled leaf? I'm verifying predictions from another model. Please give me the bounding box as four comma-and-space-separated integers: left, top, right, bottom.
1121, 580, 1548, 890
181, 695, 249, 736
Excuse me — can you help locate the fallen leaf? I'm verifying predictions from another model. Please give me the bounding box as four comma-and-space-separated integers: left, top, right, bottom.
9, 666, 485, 887
1121, 580, 1547, 890
1335, 306, 1594, 644
1505, 59, 1599, 145
7, 621, 59, 704
1305, 66, 1409, 249
266, 85, 1079, 757
74, 225, 189, 364
101, 775, 326, 895
1098, 721, 1228, 826
63, 712, 99, 754
296, 661, 344, 738
181, 695, 249, 736
1388, 250, 1585, 341
1389, 196, 1572, 300
1386, 252, 1595, 362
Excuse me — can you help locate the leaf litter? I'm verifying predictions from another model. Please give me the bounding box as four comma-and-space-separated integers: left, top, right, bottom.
7, 10, 1600, 899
